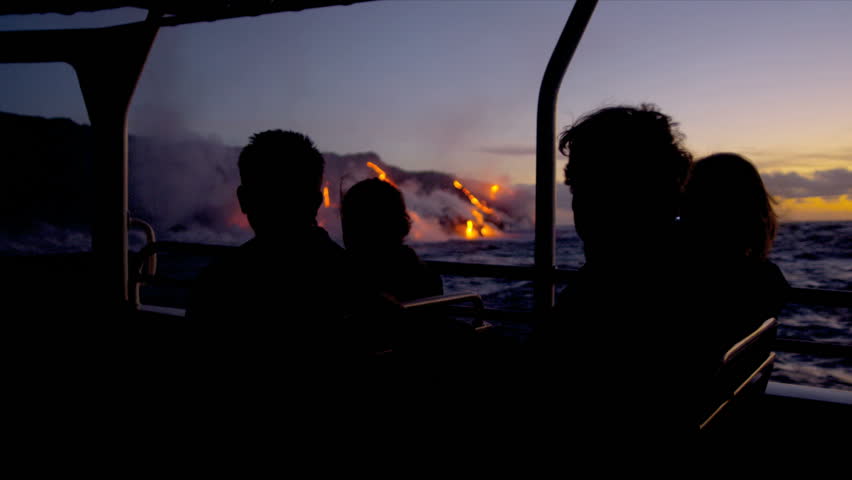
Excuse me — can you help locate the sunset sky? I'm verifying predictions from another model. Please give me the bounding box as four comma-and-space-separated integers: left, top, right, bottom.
1, 0, 850, 222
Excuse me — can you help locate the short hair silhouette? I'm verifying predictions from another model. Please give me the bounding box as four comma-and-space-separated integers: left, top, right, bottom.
236, 130, 325, 234
558, 104, 692, 255
683, 153, 778, 260
341, 177, 411, 251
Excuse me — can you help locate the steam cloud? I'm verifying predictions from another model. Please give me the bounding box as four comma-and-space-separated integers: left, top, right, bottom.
0, 110, 537, 253
131, 142, 537, 245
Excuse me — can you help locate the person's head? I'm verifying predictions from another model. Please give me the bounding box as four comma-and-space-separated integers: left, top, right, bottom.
558, 104, 692, 259
341, 178, 411, 252
237, 130, 324, 236
682, 153, 777, 260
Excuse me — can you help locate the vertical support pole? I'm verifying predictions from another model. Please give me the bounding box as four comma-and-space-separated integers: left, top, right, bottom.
72, 23, 159, 315
534, 0, 597, 313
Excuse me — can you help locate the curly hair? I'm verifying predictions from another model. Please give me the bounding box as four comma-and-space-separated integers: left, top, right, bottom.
559, 104, 692, 194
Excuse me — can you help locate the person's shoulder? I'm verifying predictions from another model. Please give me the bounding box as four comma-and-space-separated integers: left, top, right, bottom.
311, 226, 345, 254
759, 259, 790, 291
762, 259, 786, 278
736, 257, 788, 286
206, 239, 255, 272
186, 243, 249, 319
396, 244, 426, 265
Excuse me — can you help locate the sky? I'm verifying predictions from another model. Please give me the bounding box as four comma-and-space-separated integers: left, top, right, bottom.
0, 0, 850, 222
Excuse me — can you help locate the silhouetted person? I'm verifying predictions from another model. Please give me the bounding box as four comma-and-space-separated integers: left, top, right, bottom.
682, 153, 789, 398
532, 104, 694, 435
339, 178, 462, 369
186, 130, 352, 356
341, 178, 443, 303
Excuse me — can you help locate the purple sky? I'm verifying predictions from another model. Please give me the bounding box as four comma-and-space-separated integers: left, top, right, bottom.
1, 0, 850, 220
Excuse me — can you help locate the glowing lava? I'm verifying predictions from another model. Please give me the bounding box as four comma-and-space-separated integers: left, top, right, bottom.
323, 184, 331, 208
453, 179, 502, 239
362, 163, 504, 240
366, 161, 398, 187
465, 220, 476, 239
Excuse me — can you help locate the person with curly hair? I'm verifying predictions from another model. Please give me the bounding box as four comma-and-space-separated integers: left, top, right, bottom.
531, 104, 695, 435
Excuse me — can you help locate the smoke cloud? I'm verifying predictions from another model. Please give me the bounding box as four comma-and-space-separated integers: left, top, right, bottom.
0, 111, 550, 254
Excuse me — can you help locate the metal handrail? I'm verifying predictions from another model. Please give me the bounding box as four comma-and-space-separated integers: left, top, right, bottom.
401, 291, 483, 311
723, 317, 778, 365
130, 241, 851, 357
129, 217, 158, 277
128, 216, 157, 308
401, 291, 486, 329
701, 352, 777, 431
534, 0, 598, 313
130, 241, 852, 309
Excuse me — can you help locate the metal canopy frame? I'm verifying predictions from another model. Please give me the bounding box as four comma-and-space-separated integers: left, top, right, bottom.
534, 0, 597, 312
0, 20, 160, 312
0, 0, 599, 313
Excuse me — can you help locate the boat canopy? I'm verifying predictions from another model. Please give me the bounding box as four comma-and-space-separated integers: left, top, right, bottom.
0, 0, 598, 312
0, 0, 374, 25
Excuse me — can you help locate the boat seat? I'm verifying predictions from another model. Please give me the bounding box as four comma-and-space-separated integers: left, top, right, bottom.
700, 317, 778, 432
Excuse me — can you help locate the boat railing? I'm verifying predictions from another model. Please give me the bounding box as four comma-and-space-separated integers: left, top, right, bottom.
700, 317, 779, 431
401, 291, 489, 333
130, 240, 852, 359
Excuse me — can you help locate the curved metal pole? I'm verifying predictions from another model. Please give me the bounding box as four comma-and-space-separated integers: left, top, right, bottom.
534, 0, 597, 313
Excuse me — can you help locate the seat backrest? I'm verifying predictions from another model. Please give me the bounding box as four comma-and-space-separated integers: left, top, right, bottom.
700, 317, 778, 431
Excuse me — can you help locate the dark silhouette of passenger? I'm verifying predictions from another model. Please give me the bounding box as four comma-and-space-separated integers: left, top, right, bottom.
682, 153, 789, 392
532, 104, 694, 434
341, 177, 443, 303
339, 177, 457, 363
553, 104, 692, 316
186, 130, 351, 352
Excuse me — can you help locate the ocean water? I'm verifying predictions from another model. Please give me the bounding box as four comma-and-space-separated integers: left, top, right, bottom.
411, 221, 851, 390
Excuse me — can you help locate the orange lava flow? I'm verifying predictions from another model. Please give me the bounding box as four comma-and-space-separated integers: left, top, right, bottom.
366, 161, 398, 187
453, 179, 502, 239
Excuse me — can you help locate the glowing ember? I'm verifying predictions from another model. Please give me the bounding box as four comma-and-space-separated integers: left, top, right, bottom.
490, 184, 500, 199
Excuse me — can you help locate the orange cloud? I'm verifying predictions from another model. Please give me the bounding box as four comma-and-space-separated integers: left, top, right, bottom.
775, 195, 852, 222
